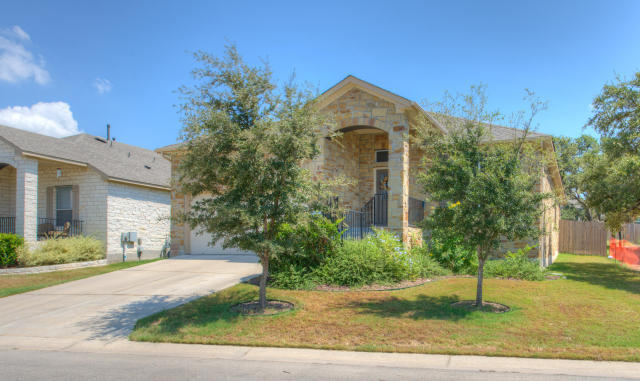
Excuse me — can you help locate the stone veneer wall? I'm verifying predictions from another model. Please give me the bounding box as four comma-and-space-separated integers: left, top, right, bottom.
106, 182, 171, 262
315, 88, 411, 242
37, 163, 108, 244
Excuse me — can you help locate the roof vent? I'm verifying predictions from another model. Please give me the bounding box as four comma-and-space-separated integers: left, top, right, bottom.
94, 137, 107, 143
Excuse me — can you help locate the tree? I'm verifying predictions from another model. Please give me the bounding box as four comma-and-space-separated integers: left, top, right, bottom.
583, 72, 640, 232
177, 45, 323, 310
553, 135, 601, 221
417, 86, 549, 308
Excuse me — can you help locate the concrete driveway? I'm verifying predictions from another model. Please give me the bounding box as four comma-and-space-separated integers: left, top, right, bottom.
0, 255, 260, 345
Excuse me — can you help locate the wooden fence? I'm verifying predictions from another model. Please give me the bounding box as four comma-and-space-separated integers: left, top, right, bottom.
559, 219, 640, 256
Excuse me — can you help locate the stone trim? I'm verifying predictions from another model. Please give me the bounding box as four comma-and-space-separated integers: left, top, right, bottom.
0, 259, 107, 275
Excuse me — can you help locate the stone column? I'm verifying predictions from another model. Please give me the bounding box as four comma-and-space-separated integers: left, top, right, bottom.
15, 157, 38, 243
387, 125, 409, 244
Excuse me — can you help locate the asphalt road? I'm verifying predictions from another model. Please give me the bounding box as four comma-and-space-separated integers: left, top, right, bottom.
1, 349, 633, 381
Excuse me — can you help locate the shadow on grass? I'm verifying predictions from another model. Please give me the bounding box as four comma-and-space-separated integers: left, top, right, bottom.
550, 258, 640, 295
130, 286, 257, 338
347, 294, 480, 321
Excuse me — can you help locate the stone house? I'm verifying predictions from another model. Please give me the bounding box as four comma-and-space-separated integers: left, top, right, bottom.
159, 76, 562, 266
0, 125, 171, 263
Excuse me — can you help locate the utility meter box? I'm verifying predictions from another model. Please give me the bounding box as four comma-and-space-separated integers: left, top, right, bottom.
121, 232, 137, 243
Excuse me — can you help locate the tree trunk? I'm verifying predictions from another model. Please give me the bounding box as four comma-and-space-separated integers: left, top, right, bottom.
258, 253, 269, 310
476, 256, 485, 308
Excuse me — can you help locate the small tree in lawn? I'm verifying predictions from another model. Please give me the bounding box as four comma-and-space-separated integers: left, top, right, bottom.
417, 85, 550, 308
177, 45, 323, 310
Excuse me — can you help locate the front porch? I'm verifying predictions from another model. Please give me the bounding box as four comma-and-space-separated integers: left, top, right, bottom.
0, 161, 85, 241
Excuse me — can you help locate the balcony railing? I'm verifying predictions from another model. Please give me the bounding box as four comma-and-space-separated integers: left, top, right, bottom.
37, 218, 84, 239
0, 217, 15, 234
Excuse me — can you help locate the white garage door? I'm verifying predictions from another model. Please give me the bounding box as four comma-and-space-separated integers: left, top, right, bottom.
188, 194, 251, 255
189, 228, 249, 255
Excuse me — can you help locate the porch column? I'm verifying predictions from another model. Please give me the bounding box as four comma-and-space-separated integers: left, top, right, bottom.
15, 156, 38, 243
387, 125, 409, 244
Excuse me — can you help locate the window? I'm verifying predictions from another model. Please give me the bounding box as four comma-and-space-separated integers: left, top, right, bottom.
375, 150, 389, 163
56, 186, 73, 226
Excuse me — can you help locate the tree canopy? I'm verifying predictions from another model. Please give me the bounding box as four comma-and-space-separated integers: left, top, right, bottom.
418, 86, 550, 307
583, 72, 640, 232
553, 135, 601, 221
177, 45, 323, 309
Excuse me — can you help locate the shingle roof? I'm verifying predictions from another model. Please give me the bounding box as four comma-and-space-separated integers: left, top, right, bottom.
0, 125, 170, 189
427, 113, 550, 142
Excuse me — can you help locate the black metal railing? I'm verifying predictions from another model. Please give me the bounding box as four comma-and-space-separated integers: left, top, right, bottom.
408, 197, 425, 226
37, 218, 84, 239
0, 217, 15, 234
362, 193, 388, 227
325, 193, 388, 241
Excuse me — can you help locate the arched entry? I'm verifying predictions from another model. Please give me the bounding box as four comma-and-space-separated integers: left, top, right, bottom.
0, 163, 17, 234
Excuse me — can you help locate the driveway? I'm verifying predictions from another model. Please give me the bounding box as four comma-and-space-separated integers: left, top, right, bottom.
0, 255, 261, 344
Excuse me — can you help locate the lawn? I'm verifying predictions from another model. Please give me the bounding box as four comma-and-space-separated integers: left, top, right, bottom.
130, 254, 640, 361
0, 259, 161, 298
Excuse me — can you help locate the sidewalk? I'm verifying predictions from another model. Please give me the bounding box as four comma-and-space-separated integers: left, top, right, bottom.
1, 336, 639, 379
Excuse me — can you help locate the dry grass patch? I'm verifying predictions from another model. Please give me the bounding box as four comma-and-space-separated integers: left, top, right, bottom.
131, 254, 640, 361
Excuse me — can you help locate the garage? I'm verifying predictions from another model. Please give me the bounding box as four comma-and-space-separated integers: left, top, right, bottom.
189, 228, 250, 255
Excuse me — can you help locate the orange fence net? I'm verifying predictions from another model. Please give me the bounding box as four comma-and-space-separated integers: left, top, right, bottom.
609, 239, 640, 266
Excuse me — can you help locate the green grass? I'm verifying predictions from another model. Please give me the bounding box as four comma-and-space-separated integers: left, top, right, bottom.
0, 259, 161, 298
130, 254, 640, 361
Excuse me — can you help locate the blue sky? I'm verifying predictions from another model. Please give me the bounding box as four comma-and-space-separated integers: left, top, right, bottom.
1, 0, 639, 150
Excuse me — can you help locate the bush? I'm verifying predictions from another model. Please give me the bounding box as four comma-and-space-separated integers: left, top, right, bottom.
313, 229, 448, 287
19, 236, 105, 267
484, 246, 547, 281
0, 234, 24, 268
270, 215, 343, 289
426, 229, 476, 274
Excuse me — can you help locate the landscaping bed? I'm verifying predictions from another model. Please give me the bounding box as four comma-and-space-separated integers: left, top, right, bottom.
131, 254, 640, 362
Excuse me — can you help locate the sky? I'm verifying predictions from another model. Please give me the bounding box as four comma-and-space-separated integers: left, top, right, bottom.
1, 0, 639, 150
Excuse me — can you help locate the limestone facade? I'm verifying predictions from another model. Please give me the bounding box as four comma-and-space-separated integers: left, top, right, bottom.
0, 139, 170, 263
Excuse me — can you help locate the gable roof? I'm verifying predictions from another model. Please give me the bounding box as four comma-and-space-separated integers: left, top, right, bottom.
0, 125, 170, 190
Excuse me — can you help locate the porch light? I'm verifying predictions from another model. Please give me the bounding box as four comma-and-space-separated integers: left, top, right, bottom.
56, 168, 62, 178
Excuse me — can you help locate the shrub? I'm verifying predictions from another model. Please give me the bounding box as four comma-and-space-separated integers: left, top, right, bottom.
19, 236, 105, 267
426, 229, 476, 274
484, 246, 547, 281
313, 229, 448, 287
0, 234, 24, 268
270, 215, 343, 288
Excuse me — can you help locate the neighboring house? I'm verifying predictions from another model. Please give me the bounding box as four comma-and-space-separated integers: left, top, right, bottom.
0, 125, 171, 263
158, 76, 563, 266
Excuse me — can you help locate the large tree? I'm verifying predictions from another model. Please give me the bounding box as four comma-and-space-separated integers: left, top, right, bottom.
177, 45, 323, 310
418, 86, 550, 307
553, 135, 601, 221
583, 72, 640, 232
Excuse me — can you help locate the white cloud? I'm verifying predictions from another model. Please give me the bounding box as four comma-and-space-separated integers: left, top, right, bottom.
0, 102, 79, 137
0, 25, 50, 85
93, 77, 112, 94
11, 26, 30, 41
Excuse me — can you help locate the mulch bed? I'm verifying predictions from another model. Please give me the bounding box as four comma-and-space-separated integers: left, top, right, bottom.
231, 300, 294, 315
451, 300, 510, 313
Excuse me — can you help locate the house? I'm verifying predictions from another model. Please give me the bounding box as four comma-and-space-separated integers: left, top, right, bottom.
0, 125, 171, 263
158, 76, 562, 266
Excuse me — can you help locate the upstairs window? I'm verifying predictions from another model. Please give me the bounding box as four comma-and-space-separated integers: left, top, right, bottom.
375, 150, 389, 163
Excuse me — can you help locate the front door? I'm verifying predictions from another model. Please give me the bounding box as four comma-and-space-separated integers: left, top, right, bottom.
375, 168, 389, 194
